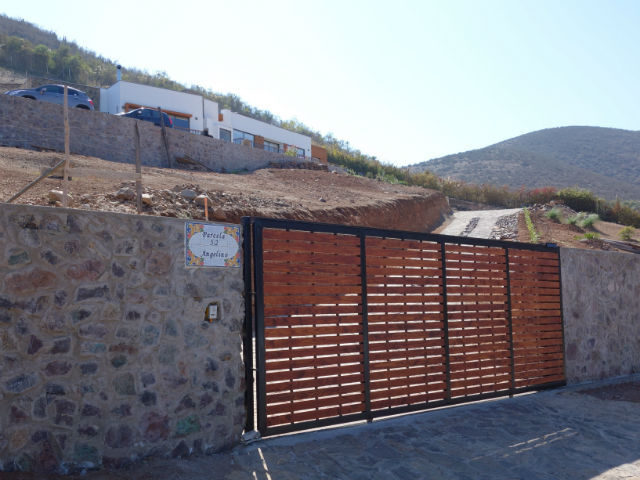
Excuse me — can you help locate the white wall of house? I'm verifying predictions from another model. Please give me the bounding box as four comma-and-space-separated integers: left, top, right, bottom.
221, 109, 311, 157
100, 81, 218, 131
99, 81, 312, 157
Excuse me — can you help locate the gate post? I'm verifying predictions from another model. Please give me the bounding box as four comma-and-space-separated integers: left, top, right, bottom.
505, 248, 516, 397
439, 241, 452, 401
242, 217, 255, 432
253, 221, 267, 435
359, 232, 373, 422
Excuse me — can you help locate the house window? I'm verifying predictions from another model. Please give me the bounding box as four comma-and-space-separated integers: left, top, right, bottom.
295, 147, 305, 158
263, 140, 280, 153
219, 128, 231, 142
233, 130, 254, 147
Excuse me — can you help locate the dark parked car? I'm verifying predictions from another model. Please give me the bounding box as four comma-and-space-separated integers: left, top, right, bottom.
117, 108, 173, 128
4, 84, 95, 110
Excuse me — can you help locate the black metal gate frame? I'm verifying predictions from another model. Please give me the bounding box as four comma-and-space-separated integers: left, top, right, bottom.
242, 217, 566, 437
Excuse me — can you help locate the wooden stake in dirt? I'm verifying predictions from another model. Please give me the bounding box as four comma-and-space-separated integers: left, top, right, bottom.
158, 106, 172, 169
62, 85, 71, 207
205, 196, 209, 221
134, 122, 142, 214
5, 159, 65, 204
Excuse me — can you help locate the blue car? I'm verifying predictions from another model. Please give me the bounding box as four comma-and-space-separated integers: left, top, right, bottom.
4, 84, 95, 110
117, 108, 173, 128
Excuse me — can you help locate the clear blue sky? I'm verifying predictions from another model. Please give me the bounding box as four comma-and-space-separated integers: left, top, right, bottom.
2, 0, 640, 166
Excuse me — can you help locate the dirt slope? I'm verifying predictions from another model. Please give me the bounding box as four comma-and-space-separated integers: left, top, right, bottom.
0, 147, 449, 232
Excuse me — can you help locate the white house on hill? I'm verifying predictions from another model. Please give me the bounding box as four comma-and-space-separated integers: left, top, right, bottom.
100, 81, 313, 159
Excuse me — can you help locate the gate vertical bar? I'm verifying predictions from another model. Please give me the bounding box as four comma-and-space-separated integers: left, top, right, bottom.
253, 221, 267, 435
439, 241, 452, 401
359, 232, 372, 421
242, 217, 255, 432
505, 248, 516, 396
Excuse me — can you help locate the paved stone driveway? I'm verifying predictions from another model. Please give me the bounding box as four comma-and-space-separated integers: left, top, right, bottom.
9, 376, 640, 479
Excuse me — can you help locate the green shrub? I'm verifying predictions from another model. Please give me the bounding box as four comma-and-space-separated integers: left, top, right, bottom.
545, 208, 562, 222
579, 213, 599, 229
582, 232, 600, 240
556, 188, 599, 213
566, 215, 578, 226
619, 226, 635, 241
523, 208, 540, 243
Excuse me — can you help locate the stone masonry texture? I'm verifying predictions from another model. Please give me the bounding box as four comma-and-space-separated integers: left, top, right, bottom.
0, 94, 307, 172
561, 247, 640, 383
0, 203, 246, 473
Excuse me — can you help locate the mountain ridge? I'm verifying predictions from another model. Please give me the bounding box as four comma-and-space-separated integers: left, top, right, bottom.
410, 126, 640, 201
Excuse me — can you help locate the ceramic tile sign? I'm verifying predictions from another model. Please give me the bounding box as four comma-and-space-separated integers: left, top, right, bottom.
185, 222, 241, 267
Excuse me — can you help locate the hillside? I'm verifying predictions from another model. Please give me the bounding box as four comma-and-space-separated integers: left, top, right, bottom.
0, 147, 449, 232
411, 126, 640, 201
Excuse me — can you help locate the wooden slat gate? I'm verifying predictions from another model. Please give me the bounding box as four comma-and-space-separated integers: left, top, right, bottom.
242, 217, 565, 436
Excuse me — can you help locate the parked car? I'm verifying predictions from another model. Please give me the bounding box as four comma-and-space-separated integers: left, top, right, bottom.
117, 108, 173, 128
4, 84, 95, 110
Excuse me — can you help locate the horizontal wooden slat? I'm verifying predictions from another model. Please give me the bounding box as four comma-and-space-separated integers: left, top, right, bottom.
263, 262, 362, 275
367, 285, 442, 295
263, 228, 360, 245
369, 365, 446, 381
264, 294, 362, 307
265, 304, 362, 316
266, 333, 363, 349
370, 382, 449, 400
264, 271, 362, 285
267, 395, 365, 418
366, 237, 440, 250
370, 390, 447, 410
264, 239, 361, 254
369, 344, 446, 361
265, 324, 363, 338
445, 245, 506, 256
264, 315, 362, 328
266, 362, 364, 382
265, 345, 363, 365
263, 251, 362, 266
267, 382, 364, 403
445, 271, 508, 281
368, 321, 445, 333
508, 249, 559, 260
266, 372, 364, 393
267, 402, 365, 426
264, 284, 363, 296
366, 246, 442, 260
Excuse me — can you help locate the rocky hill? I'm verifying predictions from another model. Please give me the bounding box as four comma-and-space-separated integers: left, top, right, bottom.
411, 126, 640, 201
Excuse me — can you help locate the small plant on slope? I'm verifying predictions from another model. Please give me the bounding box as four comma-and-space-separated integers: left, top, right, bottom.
545, 207, 562, 222
619, 226, 635, 241
579, 213, 599, 229
523, 208, 540, 244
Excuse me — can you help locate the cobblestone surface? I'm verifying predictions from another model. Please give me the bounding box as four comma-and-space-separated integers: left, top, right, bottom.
9, 376, 639, 480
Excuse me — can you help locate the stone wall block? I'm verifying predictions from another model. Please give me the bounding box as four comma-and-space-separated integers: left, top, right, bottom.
561, 247, 640, 383
0, 94, 311, 173
0, 204, 245, 472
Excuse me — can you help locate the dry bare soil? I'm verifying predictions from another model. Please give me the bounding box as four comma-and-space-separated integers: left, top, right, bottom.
0, 147, 447, 232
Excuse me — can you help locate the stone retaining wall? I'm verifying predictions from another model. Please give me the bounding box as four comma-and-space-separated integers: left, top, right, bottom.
561, 247, 640, 383
0, 94, 307, 172
0, 204, 245, 473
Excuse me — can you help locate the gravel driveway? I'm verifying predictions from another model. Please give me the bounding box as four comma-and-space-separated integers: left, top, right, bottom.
439, 208, 521, 239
